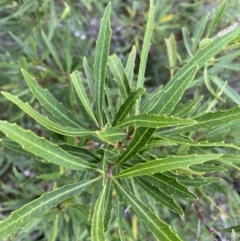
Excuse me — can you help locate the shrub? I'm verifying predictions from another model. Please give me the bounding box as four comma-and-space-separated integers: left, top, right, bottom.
1, 1, 240, 240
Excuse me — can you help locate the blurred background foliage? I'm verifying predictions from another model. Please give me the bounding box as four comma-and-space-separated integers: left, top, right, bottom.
1, 0, 240, 240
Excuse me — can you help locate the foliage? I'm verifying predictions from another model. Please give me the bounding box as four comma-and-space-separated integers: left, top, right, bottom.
1, 0, 240, 240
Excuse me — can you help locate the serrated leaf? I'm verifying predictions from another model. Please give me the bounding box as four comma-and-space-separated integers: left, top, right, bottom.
113, 88, 145, 126
125, 45, 136, 85
168, 173, 221, 187
189, 164, 226, 172
91, 184, 108, 241
96, 126, 125, 144
170, 96, 203, 117
1, 91, 93, 136
0, 121, 98, 172
114, 180, 182, 241
157, 134, 240, 151
108, 54, 130, 101
160, 106, 240, 135
70, 71, 98, 127
115, 195, 127, 241
140, 173, 197, 199
21, 69, 83, 128
115, 114, 195, 129
93, 3, 112, 127
116, 127, 155, 165
59, 144, 100, 163
138, 179, 183, 215
206, 0, 226, 38
0, 179, 97, 240
115, 154, 222, 178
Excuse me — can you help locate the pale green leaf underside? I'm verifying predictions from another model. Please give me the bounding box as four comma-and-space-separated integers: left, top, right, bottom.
96, 126, 126, 144
108, 54, 130, 101
70, 71, 98, 127
93, 3, 112, 127
1, 91, 93, 136
160, 106, 240, 135
115, 114, 195, 129
0, 121, 98, 171
91, 185, 107, 241
115, 154, 222, 178
125, 45, 136, 85
114, 180, 182, 241
113, 88, 145, 126
0, 179, 97, 240
21, 69, 83, 128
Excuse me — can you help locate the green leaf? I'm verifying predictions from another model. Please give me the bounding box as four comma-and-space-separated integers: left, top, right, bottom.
115, 195, 127, 241
114, 180, 182, 241
1, 91, 93, 136
138, 179, 183, 215
70, 71, 98, 127
41, 31, 64, 73
103, 181, 113, 233
140, 173, 197, 199
0, 179, 97, 240
170, 96, 203, 117
1, 138, 30, 156
182, 27, 193, 57
21, 69, 83, 128
113, 88, 145, 126
192, 15, 208, 53
96, 126, 126, 144
115, 154, 222, 178
83, 57, 95, 97
189, 164, 226, 173
91, 184, 108, 241
125, 45, 136, 85
171, 174, 221, 187
108, 54, 131, 101
160, 106, 240, 135
210, 75, 240, 105
116, 127, 155, 165
157, 134, 240, 151
0, 121, 98, 172
59, 144, 100, 163
115, 114, 196, 129
48, 213, 59, 241
136, 0, 155, 89
93, 3, 112, 127
206, 0, 226, 38
149, 66, 198, 115
165, 33, 177, 79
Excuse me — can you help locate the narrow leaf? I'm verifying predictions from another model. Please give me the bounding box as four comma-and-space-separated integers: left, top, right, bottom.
206, 0, 226, 38
93, 3, 112, 127
103, 181, 113, 233
1, 91, 93, 136
114, 180, 182, 241
83, 57, 95, 97
0, 179, 97, 240
70, 71, 98, 127
125, 45, 136, 85
170, 96, 203, 117
96, 126, 125, 144
115, 154, 222, 178
91, 184, 107, 241
138, 179, 183, 215
115, 114, 195, 129
116, 127, 155, 165
182, 27, 193, 57
108, 54, 131, 101
42, 31, 64, 72
140, 173, 197, 199
160, 106, 240, 135
21, 69, 83, 128
0, 121, 98, 171
113, 88, 145, 126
